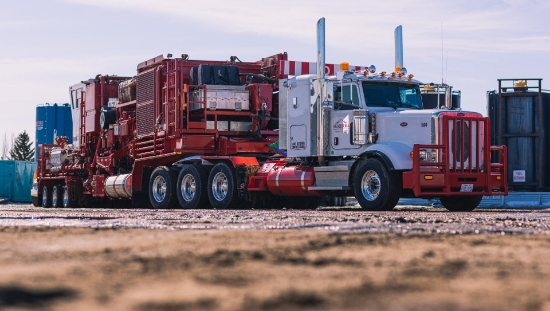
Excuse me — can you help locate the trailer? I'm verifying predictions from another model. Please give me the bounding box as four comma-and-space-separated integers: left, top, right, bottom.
32, 19, 507, 211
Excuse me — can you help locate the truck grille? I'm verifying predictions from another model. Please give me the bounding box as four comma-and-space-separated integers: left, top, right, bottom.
451, 120, 470, 164
445, 117, 480, 171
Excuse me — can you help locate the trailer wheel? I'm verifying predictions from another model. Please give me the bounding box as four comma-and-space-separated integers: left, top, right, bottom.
62, 186, 76, 208
439, 195, 482, 212
208, 162, 238, 209
353, 158, 399, 211
32, 196, 41, 207
52, 185, 64, 208
42, 186, 52, 208
149, 166, 178, 209
177, 164, 209, 209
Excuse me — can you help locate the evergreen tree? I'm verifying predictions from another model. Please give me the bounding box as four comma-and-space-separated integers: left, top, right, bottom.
9, 131, 34, 161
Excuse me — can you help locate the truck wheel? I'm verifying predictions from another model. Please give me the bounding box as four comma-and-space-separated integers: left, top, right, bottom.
177, 164, 209, 209
382, 171, 402, 211
439, 195, 482, 212
208, 162, 238, 209
331, 196, 347, 207
149, 166, 178, 209
52, 185, 64, 208
32, 196, 41, 207
353, 158, 399, 211
62, 186, 76, 208
42, 186, 52, 208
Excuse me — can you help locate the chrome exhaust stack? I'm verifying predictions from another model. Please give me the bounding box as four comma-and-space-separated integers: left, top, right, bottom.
394, 25, 403, 70
316, 17, 326, 161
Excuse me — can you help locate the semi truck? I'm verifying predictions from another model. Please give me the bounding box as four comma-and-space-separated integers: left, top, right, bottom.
31, 18, 508, 211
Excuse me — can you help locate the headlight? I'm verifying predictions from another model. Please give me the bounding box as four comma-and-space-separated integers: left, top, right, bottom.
419, 150, 427, 161
419, 149, 438, 162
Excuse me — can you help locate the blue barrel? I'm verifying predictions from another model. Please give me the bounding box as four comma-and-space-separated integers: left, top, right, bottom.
35, 103, 73, 161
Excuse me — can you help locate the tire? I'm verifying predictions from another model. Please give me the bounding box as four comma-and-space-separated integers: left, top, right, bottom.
32, 196, 41, 207
52, 185, 64, 208
353, 158, 401, 211
149, 166, 178, 209
330, 196, 347, 207
42, 186, 52, 208
439, 195, 482, 212
208, 162, 238, 209
62, 186, 77, 208
177, 164, 209, 209
382, 171, 403, 211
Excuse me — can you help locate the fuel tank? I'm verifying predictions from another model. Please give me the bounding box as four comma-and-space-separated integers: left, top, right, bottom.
104, 174, 132, 199
265, 163, 321, 196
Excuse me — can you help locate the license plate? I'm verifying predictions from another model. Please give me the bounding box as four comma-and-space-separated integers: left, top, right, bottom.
460, 184, 473, 192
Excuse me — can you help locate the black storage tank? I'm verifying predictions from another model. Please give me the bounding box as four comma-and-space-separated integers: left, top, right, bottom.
487, 78, 550, 191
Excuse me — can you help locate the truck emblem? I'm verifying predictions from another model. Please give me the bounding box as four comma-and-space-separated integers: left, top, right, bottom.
400, 122, 408, 127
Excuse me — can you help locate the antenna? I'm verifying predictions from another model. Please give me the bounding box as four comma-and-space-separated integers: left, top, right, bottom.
441, 21, 444, 85
446, 51, 449, 84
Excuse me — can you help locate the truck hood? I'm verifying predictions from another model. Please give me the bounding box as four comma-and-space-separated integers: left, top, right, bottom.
374, 108, 480, 145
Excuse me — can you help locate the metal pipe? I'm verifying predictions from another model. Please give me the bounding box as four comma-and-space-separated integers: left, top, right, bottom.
316, 17, 325, 160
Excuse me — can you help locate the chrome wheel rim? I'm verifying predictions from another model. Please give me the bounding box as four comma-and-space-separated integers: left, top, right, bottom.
152, 175, 167, 203
52, 187, 58, 207
211, 172, 228, 202
361, 170, 381, 201
42, 186, 48, 206
180, 174, 197, 202
63, 187, 69, 207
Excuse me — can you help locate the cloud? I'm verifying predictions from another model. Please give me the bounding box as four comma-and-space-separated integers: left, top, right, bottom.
60, 0, 550, 59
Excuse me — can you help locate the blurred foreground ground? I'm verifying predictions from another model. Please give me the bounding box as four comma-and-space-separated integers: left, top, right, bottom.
0, 204, 550, 311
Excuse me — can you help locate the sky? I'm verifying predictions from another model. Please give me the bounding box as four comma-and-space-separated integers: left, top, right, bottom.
1, 0, 549, 148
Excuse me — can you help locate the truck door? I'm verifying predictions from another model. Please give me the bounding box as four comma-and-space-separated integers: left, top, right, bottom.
331, 83, 364, 151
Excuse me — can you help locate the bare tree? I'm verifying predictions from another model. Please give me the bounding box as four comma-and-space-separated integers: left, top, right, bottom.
1, 133, 8, 160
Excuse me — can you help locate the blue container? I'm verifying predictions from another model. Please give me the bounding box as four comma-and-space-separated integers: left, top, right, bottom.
0, 160, 37, 202
35, 103, 73, 161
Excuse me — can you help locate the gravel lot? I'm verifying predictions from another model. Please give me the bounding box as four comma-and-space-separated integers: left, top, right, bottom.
1, 203, 550, 311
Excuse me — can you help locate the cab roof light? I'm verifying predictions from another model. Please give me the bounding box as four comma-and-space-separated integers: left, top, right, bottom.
340, 62, 350, 71
369, 65, 376, 73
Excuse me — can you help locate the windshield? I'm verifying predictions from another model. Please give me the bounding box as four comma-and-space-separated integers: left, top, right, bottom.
362, 82, 423, 109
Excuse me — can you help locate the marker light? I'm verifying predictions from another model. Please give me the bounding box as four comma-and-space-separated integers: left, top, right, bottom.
369, 65, 376, 73
395, 66, 402, 72
340, 62, 350, 71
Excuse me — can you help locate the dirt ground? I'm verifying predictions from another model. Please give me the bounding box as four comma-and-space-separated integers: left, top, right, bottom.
1, 224, 550, 311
